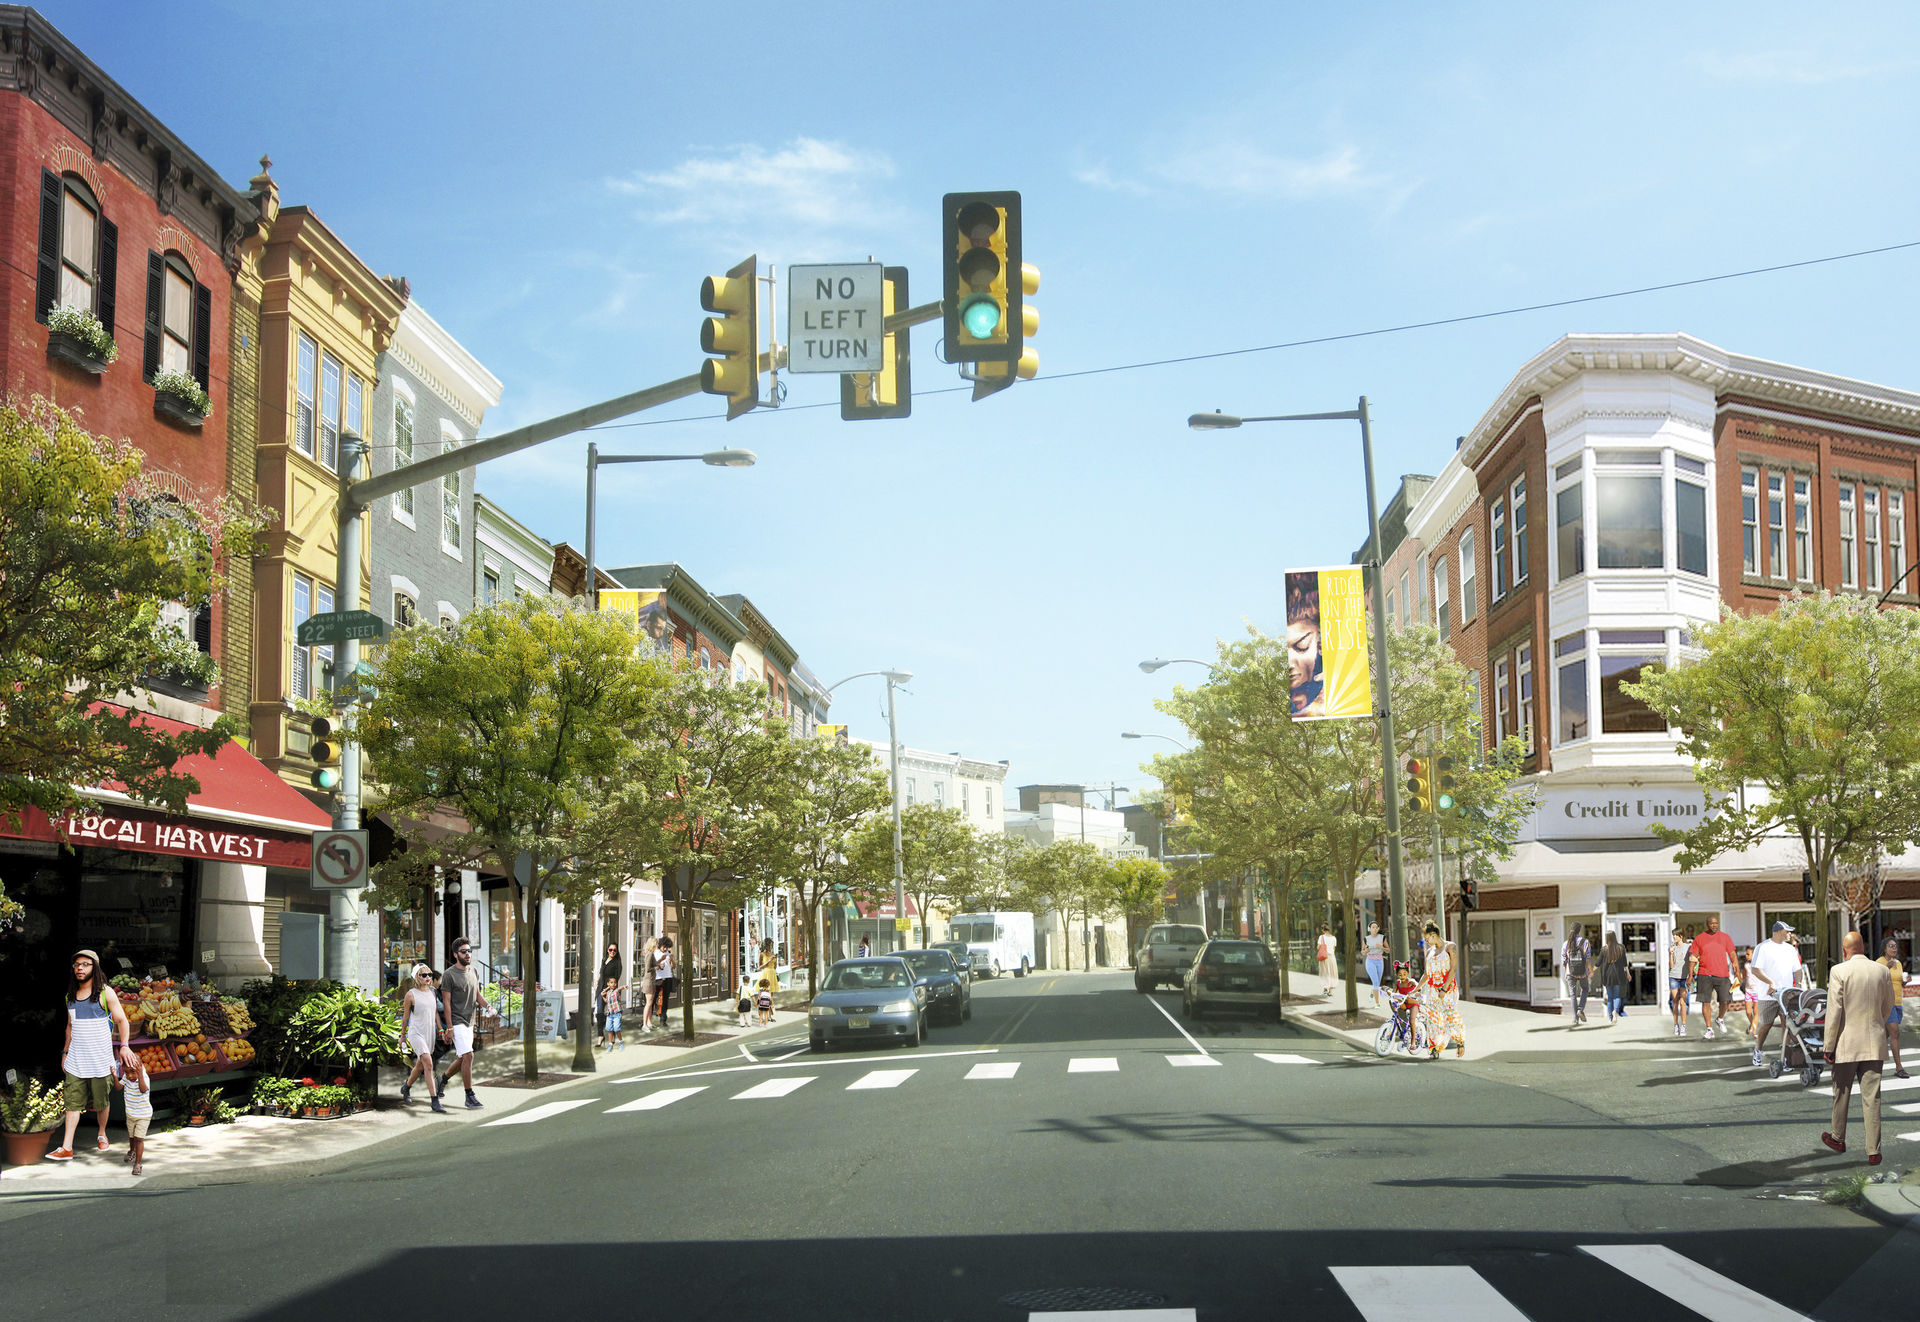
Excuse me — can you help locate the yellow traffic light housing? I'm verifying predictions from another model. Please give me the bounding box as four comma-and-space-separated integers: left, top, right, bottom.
942, 191, 1027, 368
970, 261, 1040, 401
1436, 755, 1458, 812
699, 255, 760, 420
841, 266, 911, 421
311, 715, 341, 792
1404, 756, 1433, 813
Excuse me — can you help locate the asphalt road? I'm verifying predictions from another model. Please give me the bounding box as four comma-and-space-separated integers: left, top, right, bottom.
4, 970, 1914, 1321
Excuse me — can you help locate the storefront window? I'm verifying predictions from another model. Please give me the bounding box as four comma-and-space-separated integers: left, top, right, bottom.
78, 852, 190, 978
564, 911, 581, 986
489, 897, 520, 981
1761, 907, 1836, 972
379, 898, 432, 996
1879, 908, 1915, 974
1466, 917, 1527, 994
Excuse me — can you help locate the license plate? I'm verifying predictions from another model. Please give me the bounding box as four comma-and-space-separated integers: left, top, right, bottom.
848, 1015, 870, 1029
1228, 978, 1248, 989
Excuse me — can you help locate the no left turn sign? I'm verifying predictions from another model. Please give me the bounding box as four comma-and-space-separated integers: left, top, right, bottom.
311, 829, 369, 889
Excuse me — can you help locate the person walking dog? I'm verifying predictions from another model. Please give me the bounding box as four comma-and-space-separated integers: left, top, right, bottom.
1823, 930, 1897, 1164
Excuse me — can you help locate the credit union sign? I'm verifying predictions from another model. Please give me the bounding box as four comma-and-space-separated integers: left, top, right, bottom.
1522, 786, 1710, 842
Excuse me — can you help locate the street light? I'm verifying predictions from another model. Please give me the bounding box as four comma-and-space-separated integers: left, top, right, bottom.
1187, 397, 1412, 966
828, 668, 915, 951
1138, 658, 1213, 674
1122, 731, 1191, 753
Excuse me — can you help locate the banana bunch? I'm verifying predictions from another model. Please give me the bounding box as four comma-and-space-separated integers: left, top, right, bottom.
150, 1005, 202, 1038
220, 1000, 254, 1033
141, 992, 182, 1016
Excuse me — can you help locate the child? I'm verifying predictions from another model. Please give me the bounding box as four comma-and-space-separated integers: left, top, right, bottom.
602, 977, 624, 1051
115, 1054, 152, 1175
736, 976, 755, 1028
1386, 961, 1424, 1053
755, 977, 775, 1025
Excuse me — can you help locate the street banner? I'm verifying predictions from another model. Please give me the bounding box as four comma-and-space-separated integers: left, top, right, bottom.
817, 724, 849, 744
599, 589, 672, 655
1284, 566, 1372, 721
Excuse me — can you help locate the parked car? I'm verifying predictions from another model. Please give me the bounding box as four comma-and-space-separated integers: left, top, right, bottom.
1135, 923, 1209, 991
897, 948, 972, 1025
929, 940, 974, 983
808, 957, 926, 1051
1181, 939, 1282, 1022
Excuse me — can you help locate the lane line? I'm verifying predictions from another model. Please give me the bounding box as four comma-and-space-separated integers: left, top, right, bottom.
1140, 992, 1210, 1057
1029, 1311, 1195, 1321
1329, 1265, 1527, 1321
1068, 1057, 1119, 1073
1167, 1054, 1221, 1067
617, 1046, 998, 1084
846, 1069, 916, 1091
1256, 1053, 1321, 1066
1580, 1243, 1809, 1321
733, 1076, 814, 1100
605, 1087, 705, 1113
481, 1099, 597, 1127
1897, 1131, 1920, 1141
766, 1045, 809, 1061
736, 1043, 754, 1060
967, 1062, 1019, 1080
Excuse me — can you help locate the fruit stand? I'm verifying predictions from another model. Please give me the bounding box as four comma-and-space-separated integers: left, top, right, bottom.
115, 975, 257, 1096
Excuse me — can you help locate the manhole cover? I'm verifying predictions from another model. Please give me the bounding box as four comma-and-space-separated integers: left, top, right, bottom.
999, 1286, 1168, 1311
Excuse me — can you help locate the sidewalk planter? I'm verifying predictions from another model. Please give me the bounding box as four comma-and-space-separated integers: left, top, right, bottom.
2, 1127, 56, 1167
46, 329, 111, 375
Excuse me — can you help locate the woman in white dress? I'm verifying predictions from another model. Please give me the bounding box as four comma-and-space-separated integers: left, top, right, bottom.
398, 965, 446, 1112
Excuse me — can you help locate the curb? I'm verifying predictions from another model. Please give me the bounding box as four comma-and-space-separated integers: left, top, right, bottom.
1857, 1176, 1920, 1230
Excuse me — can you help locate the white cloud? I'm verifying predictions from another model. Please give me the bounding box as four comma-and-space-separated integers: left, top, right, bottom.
1694, 50, 1917, 85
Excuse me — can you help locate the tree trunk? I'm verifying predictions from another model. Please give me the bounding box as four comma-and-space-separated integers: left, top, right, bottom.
1340, 869, 1361, 1019
1270, 867, 1291, 1000
570, 895, 596, 1073
804, 895, 821, 998
514, 878, 538, 1082
679, 888, 697, 1041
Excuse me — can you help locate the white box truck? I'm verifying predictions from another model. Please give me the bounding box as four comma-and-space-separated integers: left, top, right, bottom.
948, 911, 1035, 979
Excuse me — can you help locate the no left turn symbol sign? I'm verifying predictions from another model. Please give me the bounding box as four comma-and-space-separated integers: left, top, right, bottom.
311, 829, 369, 889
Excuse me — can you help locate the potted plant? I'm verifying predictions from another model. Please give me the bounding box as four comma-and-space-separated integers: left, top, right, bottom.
150, 367, 211, 427
183, 1086, 222, 1127
1, 1077, 66, 1166
44, 304, 117, 374
285, 987, 404, 1104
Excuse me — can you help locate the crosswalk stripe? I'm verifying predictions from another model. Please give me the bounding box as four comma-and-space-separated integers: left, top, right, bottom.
1580, 1243, 1809, 1320
734, 1076, 813, 1100
1028, 1311, 1195, 1321
1896, 1131, 1920, 1141
1882, 1074, 1920, 1092
1068, 1057, 1119, 1073
481, 1099, 597, 1127
967, 1062, 1019, 1080
605, 1087, 705, 1113
847, 1069, 916, 1091
1167, 1055, 1220, 1067
1256, 1053, 1320, 1066
1892, 1101, 1920, 1114
1330, 1265, 1528, 1320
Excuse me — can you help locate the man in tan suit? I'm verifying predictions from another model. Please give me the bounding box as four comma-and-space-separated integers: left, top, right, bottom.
1821, 930, 1897, 1164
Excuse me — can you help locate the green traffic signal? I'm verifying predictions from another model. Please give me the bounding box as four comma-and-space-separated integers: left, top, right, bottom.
960, 294, 1001, 338
1436, 791, 1455, 811
311, 767, 339, 791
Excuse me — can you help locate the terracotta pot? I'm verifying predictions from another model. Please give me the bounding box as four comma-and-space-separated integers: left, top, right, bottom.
187, 1114, 208, 1127
2, 1128, 56, 1167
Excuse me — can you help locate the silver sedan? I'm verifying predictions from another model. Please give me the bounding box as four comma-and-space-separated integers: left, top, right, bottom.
808, 957, 927, 1051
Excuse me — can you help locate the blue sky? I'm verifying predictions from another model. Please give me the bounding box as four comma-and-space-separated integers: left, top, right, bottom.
50, 1, 1920, 801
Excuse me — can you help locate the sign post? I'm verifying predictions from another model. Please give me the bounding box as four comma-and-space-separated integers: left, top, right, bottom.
787, 263, 884, 374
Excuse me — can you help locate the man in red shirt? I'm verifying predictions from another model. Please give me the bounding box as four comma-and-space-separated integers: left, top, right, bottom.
1689, 914, 1739, 1040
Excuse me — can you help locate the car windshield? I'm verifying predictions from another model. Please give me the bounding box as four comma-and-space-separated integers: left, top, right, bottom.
1204, 945, 1273, 966
827, 962, 910, 991
951, 922, 994, 942
898, 951, 949, 976
1156, 926, 1208, 945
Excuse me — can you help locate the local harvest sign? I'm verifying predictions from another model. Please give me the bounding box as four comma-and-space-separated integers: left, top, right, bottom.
1523, 787, 1710, 842
0, 805, 313, 868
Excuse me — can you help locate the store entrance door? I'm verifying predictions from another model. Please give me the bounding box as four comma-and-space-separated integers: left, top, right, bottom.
1619, 917, 1666, 1006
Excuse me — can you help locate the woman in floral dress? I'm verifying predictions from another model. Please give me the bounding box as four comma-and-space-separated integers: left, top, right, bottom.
1417, 922, 1466, 1058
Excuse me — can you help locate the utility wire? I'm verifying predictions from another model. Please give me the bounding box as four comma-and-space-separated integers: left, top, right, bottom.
580, 237, 1920, 433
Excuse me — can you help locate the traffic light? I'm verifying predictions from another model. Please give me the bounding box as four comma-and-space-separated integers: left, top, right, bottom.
841, 266, 911, 420
969, 257, 1040, 401
942, 191, 1039, 401
1802, 870, 1814, 904
1405, 756, 1433, 813
1461, 877, 1479, 911
310, 716, 341, 792
1436, 755, 1458, 813
699, 255, 759, 420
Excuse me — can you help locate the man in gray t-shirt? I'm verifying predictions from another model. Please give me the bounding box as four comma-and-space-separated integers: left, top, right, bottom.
438, 941, 489, 1108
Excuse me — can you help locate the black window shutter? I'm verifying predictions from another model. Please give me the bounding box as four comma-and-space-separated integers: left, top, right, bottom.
192, 604, 213, 655
35, 169, 61, 323
191, 281, 212, 390
97, 217, 118, 338
142, 251, 163, 383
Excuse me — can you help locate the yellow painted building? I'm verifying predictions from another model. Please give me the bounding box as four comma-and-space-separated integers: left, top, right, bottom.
236, 166, 405, 788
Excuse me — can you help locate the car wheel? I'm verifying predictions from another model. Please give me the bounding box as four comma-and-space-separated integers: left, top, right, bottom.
1181, 992, 1194, 1020
906, 1015, 924, 1047
963, 999, 973, 1022
1135, 974, 1150, 993
809, 1035, 826, 1053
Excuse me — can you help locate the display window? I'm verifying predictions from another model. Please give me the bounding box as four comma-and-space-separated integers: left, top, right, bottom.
1467, 916, 1528, 994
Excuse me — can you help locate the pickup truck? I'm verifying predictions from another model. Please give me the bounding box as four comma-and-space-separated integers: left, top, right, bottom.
1134, 923, 1209, 991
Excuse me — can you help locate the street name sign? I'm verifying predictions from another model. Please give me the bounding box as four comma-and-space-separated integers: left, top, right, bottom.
297, 610, 388, 647
311, 829, 369, 889
787, 263, 883, 373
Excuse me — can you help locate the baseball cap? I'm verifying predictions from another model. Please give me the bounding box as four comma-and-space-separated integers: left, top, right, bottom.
1771, 920, 1796, 934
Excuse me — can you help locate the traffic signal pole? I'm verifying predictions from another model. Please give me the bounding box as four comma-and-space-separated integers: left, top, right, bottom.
328, 434, 370, 985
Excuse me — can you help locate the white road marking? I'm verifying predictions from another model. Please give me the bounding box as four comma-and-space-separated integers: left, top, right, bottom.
766, 1045, 809, 1061
1167, 1055, 1221, 1067
846, 1069, 916, 1090
480, 1099, 597, 1127
1580, 1243, 1809, 1320
1029, 1311, 1195, 1321
1881, 1074, 1920, 1092
1896, 1131, 1920, 1141
1256, 1053, 1320, 1066
967, 1062, 1020, 1080
604, 1087, 705, 1113
733, 1076, 814, 1100
1140, 992, 1210, 1056
618, 1046, 997, 1084
1330, 1265, 1527, 1320
1068, 1057, 1119, 1073
1892, 1101, 1920, 1114
736, 1043, 755, 1060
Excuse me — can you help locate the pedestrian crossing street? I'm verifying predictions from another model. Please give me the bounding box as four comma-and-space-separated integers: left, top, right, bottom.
1682, 1063, 1920, 1145
1012, 1243, 1810, 1322
479, 1051, 1332, 1127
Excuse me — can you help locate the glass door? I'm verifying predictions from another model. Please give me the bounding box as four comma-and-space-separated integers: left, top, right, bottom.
1619, 917, 1666, 1005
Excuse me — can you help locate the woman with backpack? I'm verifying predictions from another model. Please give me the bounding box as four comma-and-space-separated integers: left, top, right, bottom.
1564, 923, 1594, 1025
1598, 931, 1630, 1025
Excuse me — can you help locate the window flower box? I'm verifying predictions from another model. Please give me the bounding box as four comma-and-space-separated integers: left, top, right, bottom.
151, 368, 210, 429
44, 305, 117, 375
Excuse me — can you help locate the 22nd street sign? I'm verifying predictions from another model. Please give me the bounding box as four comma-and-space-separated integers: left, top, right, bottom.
296, 610, 388, 647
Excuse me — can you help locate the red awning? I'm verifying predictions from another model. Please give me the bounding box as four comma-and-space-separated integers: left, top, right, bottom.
854, 895, 920, 919
95, 705, 332, 834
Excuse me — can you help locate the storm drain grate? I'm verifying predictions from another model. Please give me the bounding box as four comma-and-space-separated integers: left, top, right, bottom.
999, 1286, 1169, 1311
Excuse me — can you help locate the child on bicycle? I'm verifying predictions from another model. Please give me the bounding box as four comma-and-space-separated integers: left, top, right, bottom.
1386, 961, 1425, 1052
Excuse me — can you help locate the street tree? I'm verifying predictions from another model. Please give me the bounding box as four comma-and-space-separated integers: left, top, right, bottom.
0, 397, 264, 928
356, 595, 665, 1080
848, 802, 981, 948
1105, 856, 1170, 955
1624, 592, 1920, 981
1008, 838, 1108, 970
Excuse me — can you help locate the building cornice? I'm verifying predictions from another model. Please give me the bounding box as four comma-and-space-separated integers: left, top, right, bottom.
388, 303, 504, 430
270, 207, 406, 342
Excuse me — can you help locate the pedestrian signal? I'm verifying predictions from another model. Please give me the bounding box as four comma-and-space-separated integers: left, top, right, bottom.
1461, 877, 1479, 911
699, 255, 760, 420
310, 716, 341, 792
1436, 754, 1457, 812
1801, 871, 1814, 904
1404, 756, 1433, 813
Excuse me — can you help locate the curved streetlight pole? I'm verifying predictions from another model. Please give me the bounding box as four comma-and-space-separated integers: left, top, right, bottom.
1122, 730, 1191, 753
829, 668, 915, 949
1138, 658, 1214, 674
1188, 399, 1410, 966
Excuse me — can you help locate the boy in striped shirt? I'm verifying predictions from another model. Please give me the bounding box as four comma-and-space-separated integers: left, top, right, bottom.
115, 1056, 152, 1175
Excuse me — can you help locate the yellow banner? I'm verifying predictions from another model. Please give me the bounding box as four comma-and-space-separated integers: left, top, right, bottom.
817, 724, 849, 744
1285, 566, 1372, 721
598, 589, 671, 654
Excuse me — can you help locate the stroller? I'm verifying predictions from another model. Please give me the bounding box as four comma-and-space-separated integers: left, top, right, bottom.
1766, 986, 1826, 1088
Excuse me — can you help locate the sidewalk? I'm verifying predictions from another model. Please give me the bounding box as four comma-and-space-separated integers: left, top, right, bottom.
0, 995, 805, 1196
